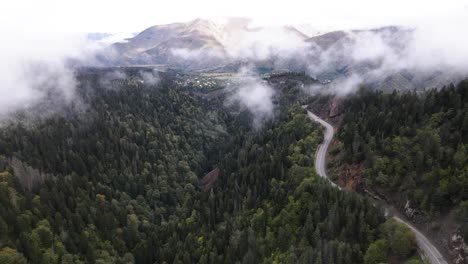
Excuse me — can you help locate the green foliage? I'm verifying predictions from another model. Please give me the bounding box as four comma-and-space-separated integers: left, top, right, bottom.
0, 247, 28, 264
339, 81, 468, 215
403, 258, 424, 264
380, 219, 416, 258
364, 239, 388, 264
364, 219, 417, 264
0, 70, 388, 263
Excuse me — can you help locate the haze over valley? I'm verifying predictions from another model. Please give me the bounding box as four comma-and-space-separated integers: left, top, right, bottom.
0, 1, 468, 264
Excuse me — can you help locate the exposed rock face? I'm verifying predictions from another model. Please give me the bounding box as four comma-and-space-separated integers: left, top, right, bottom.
327, 97, 344, 118
405, 200, 417, 219
451, 231, 468, 264
335, 163, 363, 191
9, 157, 49, 191
403, 200, 430, 224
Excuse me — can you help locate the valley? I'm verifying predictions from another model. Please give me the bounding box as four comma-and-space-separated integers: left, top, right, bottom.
0, 68, 439, 263
2, 3, 468, 263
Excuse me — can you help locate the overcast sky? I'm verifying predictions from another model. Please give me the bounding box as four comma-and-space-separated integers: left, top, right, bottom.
1, 0, 467, 34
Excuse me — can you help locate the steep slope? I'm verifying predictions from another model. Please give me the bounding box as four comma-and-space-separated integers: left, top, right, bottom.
305, 106, 447, 264
102, 19, 228, 68
306, 27, 465, 91
100, 18, 313, 71
307, 30, 350, 50
143, 20, 228, 69
98, 20, 464, 92
334, 82, 468, 263
113, 22, 187, 55
0, 69, 397, 263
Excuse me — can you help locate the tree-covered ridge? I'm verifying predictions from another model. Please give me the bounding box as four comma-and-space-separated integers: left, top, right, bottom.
210, 105, 388, 263
0, 70, 416, 263
0, 70, 232, 263
338, 81, 468, 226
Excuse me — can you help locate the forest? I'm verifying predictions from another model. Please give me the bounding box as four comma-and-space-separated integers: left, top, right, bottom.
0, 69, 420, 263
337, 81, 468, 238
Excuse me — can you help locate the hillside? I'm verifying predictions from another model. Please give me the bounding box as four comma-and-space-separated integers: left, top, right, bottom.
98, 18, 311, 71
321, 81, 468, 263
94, 20, 465, 93
0, 69, 423, 263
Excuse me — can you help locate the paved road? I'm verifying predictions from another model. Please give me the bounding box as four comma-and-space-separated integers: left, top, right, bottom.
393, 215, 448, 264
304, 106, 448, 264
304, 109, 339, 188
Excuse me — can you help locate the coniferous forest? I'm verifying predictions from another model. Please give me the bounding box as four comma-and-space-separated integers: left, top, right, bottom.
338, 81, 468, 239
0, 70, 422, 263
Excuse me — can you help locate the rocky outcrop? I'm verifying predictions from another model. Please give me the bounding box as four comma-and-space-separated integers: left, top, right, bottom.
328, 97, 344, 118
451, 231, 468, 264
404, 200, 417, 219
402, 199, 430, 224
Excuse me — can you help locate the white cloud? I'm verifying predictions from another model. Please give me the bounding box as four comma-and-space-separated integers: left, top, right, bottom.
0, 0, 467, 112
140, 70, 160, 86
0, 31, 95, 118
223, 26, 309, 60
99, 70, 127, 89
402, 15, 468, 72
96, 32, 136, 45
305, 74, 363, 96
303, 9, 468, 94
227, 67, 276, 128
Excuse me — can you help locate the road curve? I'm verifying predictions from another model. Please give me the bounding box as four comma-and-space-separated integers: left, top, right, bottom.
304, 109, 339, 188
304, 106, 448, 264
393, 216, 448, 264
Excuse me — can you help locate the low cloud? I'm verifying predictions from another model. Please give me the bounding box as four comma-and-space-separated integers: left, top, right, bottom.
305, 74, 363, 96
2, 11, 467, 122
95, 32, 135, 45
168, 20, 311, 65
223, 26, 309, 61
403, 19, 468, 72
98, 69, 160, 89
170, 13, 468, 95
305, 11, 468, 95
227, 67, 275, 128
139, 69, 160, 86
0, 31, 96, 120
98, 70, 128, 89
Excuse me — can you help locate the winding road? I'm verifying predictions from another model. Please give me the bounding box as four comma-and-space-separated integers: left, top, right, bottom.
304, 106, 448, 264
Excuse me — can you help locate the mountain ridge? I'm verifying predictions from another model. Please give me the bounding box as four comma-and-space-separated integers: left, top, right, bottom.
96, 18, 465, 92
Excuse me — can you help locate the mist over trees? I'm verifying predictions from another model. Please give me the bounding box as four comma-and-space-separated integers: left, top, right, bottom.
0, 70, 421, 263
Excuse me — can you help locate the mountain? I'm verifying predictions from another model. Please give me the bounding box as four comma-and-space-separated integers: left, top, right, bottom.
114, 19, 225, 57
306, 30, 350, 50
99, 18, 312, 71
101, 19, 230, 68
87, 32, 136, 45
305, 27, 466, 91
97, 19, 465, 91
